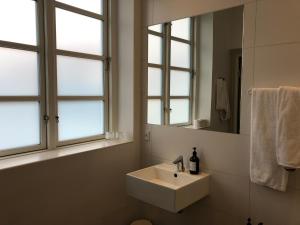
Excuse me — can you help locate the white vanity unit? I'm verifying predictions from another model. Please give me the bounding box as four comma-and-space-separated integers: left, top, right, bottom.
126, 164, 210, 213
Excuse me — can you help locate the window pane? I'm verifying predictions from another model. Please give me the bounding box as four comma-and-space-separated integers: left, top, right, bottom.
171, 41, 190, 68
147, 99, 162, 125
148, 34, 163, 65
170, 99, 189, 124
0, 102, 40, 151
58, 101, 104, 141
0, 0, 37, 45
56, 0, 103, 14
170, 70, 190, 96
149, 24, 163, 33
148, 67, 162, 96
0, 47, 39, 96
171, 18, 191, 40
56, 8, 103, 55
57, 56, 103, 96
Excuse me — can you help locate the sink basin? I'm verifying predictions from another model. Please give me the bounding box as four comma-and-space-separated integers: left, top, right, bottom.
126, 163, 210, 213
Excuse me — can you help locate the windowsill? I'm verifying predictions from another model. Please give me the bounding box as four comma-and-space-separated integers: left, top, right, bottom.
184, 125, 210, 130
0, 138, 133, 171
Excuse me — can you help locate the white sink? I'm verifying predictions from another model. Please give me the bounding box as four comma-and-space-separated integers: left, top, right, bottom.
126, 163, 210, 213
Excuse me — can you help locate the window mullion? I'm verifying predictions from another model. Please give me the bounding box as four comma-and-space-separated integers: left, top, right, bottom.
44, 0, 58, 150
164, 22, 171, 125
102, 0, 109, 133
36, 0, 48, 150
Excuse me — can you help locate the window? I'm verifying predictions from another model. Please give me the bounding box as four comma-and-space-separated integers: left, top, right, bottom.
54, 1, 108, 145
0, 0, 109, 156
147, 18, 194, 125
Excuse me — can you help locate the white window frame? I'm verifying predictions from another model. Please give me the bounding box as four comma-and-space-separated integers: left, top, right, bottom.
0, 0, 47, 157
0, 0, 110, 157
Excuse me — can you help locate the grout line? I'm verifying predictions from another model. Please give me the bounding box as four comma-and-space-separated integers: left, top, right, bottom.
248, 0, 258, 219
255, 40, 300, 49
203, 168, 250, 179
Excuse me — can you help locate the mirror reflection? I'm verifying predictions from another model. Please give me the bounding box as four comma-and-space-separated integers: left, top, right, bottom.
146, 6, 243, 134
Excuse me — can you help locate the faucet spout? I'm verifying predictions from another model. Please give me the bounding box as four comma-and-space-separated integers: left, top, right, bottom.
173, 155, 185, 172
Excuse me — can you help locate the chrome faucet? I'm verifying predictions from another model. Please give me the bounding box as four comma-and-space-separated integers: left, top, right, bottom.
173, 155, 185, 172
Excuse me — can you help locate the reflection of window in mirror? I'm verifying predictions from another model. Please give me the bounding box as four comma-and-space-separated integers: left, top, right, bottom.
146, 6, 244, 134
147, 18, 194, 126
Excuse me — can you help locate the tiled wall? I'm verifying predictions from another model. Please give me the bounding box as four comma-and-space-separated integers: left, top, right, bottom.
142, 0, 300, 224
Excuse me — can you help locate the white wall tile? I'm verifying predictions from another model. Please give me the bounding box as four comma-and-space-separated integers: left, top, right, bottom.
142, 200, 212, 225
295, 171, 300, 190
150, 126, 250, 177
254, 43, 300, 88
211, 210, 245, 225
255, 0, 300, 46
243, 1, 257, 49
288, 170, 300, 190
240, 48, 254, 135
207, 171, 250, 219
250, 184, 300, 225
241, 0, 256, 4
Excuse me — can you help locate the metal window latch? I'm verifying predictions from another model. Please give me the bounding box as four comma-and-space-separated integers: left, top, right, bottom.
43, 115, 50, 123
55, 116, 59, 123
105, 57, 111, 71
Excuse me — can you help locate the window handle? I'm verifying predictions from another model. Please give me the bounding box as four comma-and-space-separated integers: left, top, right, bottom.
43, 115, 50, 123
55, 116, 59, 123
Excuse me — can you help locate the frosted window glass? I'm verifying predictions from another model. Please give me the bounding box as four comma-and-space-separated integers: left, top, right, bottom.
56, 8, 103, 55
171, 18, 191, 40
170, 70, 190, 96
57, 56, 103, 96
149, 24, 163, 33
148, 34, 163, 65
58, 101, 104, 141
170, 99, 189, 124
0, 47, 39, 96
147, 100, 161, 125
0, 0, 37, 45
171, 41, 190, 68
56, 0, 103, 14
0, 102, 40, 150
148, 67, 162, 96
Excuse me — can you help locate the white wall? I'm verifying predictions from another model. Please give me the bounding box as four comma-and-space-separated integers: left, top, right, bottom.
0, 144, 141, 225
210, 7, 243, 132
0, 0, 143, 225
142, 0, 300, 224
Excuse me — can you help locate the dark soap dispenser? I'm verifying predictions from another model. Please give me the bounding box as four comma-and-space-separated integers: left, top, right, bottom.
189, 147, 200, 174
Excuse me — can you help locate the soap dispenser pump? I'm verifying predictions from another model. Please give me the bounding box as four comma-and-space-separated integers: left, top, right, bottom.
189, 147, 200, 174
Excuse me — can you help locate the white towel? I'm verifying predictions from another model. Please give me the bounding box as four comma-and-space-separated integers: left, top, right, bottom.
216, 78, 231, 120
276, 86, 300, 169
250, 88, 288, 191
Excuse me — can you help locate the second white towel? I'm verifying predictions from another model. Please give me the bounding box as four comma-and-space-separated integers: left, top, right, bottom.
277, 86, 300, 169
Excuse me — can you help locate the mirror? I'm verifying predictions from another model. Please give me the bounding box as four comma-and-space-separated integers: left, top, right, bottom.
146, 6, 244, 134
